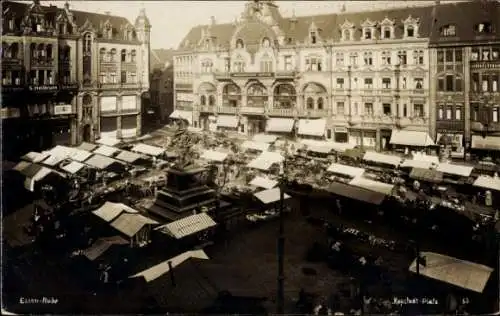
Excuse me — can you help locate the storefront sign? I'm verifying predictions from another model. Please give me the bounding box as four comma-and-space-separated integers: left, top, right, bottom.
334, 126, 348, 133
470, 61, 500, 69
29, 85, 58, 92
1, 107, 20, 119
175, 83, 193, 90
231, 72, 274, 78
54, 105, 73, 115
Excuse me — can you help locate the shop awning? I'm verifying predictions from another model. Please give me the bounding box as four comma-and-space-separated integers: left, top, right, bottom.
252, 134, 278, 143
110, 213, 159, 237
155, 213, 217, 239
96, 137, 121, 147
400, 159, 434, 169
93, 145, 120, 157
473, 176, 500, 192
77, 142, 98, 152
247, 151, 284, 171
92, 201, 139, 223
130, 250, 209, 282
61, 161, 86, 174
115, 150, 146, 164
21, 152, 50, 163
363, 151, 402, 167
409, 251, 493, 293
300, 139, 354, 153
254, 187, 290, 204
169, 110, 193, 125
327, 163, 365, 178
410, 168, 443, 183
298, 119, 326, 137
436, 163, 473, 177
249, 176, 278, 190
83, 236, 129, 261
216, 115, 239, 128
47, 145, 93, 162
266, 118, 295, 133
84, 154, 123, 170
390, 130, 435, 147
349, 177, 395, 196
13, 161, 32, 172
40, 155, 66, 167
242, 140, 270, 152
326, 182, 386, 205
471, 135, 500, 150
131, 143, 165, 157
201, 150, 228, 162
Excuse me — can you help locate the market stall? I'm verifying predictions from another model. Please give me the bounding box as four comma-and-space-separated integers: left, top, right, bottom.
326, 163, 366, 182
246, 151, 284, 172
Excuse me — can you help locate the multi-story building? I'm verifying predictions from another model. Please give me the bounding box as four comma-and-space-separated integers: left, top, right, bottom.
172, 0, 438, 151
429, 0, 500, 158
149, 48, 174, 124
1, 0, 150, 159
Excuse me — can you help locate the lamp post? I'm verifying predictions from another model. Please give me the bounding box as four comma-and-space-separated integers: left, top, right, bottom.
277, 153, 287, 315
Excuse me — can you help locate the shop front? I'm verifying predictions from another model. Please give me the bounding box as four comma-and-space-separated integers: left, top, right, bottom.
100, 116, 118, 139
348, 129, 376, 150
216, 115, 239, 133
380, 129, 392, 151
246, 116, 266, 136
121, 115, 138, 139
333, 126, 349, 143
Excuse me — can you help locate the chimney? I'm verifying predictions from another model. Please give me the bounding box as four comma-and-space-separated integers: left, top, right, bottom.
340, 4, 346, 13
210, 16, 216, 25
64, 1, 69, 10
105, 11, 111, 15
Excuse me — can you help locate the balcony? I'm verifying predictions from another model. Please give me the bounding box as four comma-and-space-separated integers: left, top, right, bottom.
302, 109, 330, 118
199, 105, 215, 113
99, 83, 121, 90
412, 89, 426, 95
217, 106, 239, 114
121, 82, 141, 89
436, 120, 464, 131
2, 57, 23, 67
59, 82, 78, 91
31, 57, 55, 67
267, 108, 296, 117
214, 72, 231, 80
176, 105, 194, 111
28, 84, 58, 93
240, 106, 265, 115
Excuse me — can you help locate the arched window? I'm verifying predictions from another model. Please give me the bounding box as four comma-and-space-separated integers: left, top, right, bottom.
200, 95, 206, 106
83, 33, 92, 54
83, 94, 92, 106
99, 48, 106, 61
121, 49, 126, 62
110, 48, 117, 62
343, 29, 350, 41
209, 95, 215, 106
317, 97, 324, 110
236, 38, 244, 49
131, 50, 136, 62
306, 97, 314, 109
46, 44, 53, 59
262, 37, 271, 48
30, 43, 36, 58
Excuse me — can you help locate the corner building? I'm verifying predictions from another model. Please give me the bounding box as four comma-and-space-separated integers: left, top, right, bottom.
1, 0, 150, 159
173, 0, 438, 150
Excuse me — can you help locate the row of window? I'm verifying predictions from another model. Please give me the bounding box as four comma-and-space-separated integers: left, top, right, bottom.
335, 77, 424, 90
471, 73, 499, 93
99, 71, 137, 84
2, 70, 72, 85
437, 106, 463, 121
99, 48, 137, 63
437, 49, 462, 64
472, 106, 500, 123
200, 94, 216, 106
471, 46, 500, 62
335, 102, 425, 117
439, 22, 494, 37
437, 75, 463, 92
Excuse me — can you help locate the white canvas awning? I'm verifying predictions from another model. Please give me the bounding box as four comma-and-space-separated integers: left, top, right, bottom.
252, 134, 278, 143
363, 151, 402, 167
242, 140, 270, 152
247, 151, 284, 171
298, 119, 326, 137
41, 155, 66, 167
473, 176, 500, 192
21, 152, 50, 163
390, 130, 435, 147
400, 159, 434, 169
47, 145, 93, 162
436, 163, 473, 177
155, 213, 216, 239
169, 110, 193, 125
249, 176, 278, 189
327, 163, 365, 178
96, 137, 121, 147
254, 187, 291, 204
61, 161, 86, 174
110, 213, 158, 237
77, 142, 98, 152
300, 139, 355, 153
471, 135, 500, 150
409, 252, 493, 293
131, 143, 165, 157
92, 201, 139, 223
130, 250, 209, 282
266, 118, 295, 133
216, 115, 239, 128
115, 150, 145, 164
307, 145, 331, 154
93, 145, 120, 157
349, 177, 395, 195
84, 154, 123, 170
23, 166, 55, 192
201, 150, 228, 162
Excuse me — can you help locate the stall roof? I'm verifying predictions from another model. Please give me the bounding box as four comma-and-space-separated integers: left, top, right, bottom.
363, 151, 402, 167
401, 159, 434, 169
410, 168, 444, 183
242, 140, 270, 152
13, 161, 32, 172
409, 251, 493, 293
266, 118, 295, 133
47, 145, 93, 162
473, 176, 500, 192
201, 150, 228, 162
61, 161, 85, 174
130, 250, 209, 282
471, 135, 500, 150
349, 177, 395, 196
96, 137, 121, 147
327, 163, 365, 178
83, 236, 129, 261
254, 187, 290, 204
216, 115, 239, 128
21, 152, 50, 163
249, 176, 278, 190
115, 150, 145, 163
436, 163, 473, 177
131, 143, 165, 157
93, 145, 120, 157
247, 151, 284, 171
92, 201, 139, 223
110, 213, 159, 237
41, 155, 66, 167
297, 119, 326, 137
390, 130, 435, 147
84, 154, 122, 170
326, 182, 386, 205
155, 213, 217, 239
307, 145, 331, 154
169, 110, 193, 125
77, 142, 98, 152
252, 134, 278, 143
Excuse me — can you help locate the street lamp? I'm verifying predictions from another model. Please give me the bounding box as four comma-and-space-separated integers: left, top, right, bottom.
276, 151, 288, 315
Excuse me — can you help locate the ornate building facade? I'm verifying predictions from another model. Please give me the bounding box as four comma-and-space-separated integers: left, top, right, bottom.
173, 0, 436, 151
1, 0, 150, 159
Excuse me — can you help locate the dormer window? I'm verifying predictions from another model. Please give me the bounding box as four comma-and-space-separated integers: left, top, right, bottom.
383, 27, 391, 39
440, 24, 456, 37
361, 19, 376, 40
340, 20, 354, 42
235, 38, 244, 49
262, 37, 271, 48
364, 28, 372, 40
343, 29, 351, 41
475, 22, 493, 34
380, 17, 395, 39
8, 18, 14, 30
403, 16, 420, 38
310, 31, 317, 44
406, 25, 415, 37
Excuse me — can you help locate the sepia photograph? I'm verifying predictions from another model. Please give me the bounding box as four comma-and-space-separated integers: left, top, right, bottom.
1, 0, 500, 314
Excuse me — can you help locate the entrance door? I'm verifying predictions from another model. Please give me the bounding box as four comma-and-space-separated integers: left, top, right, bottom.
83, 124, 91, 142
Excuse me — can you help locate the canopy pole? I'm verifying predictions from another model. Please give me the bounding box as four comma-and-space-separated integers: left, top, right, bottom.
277, 159, 286, 315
